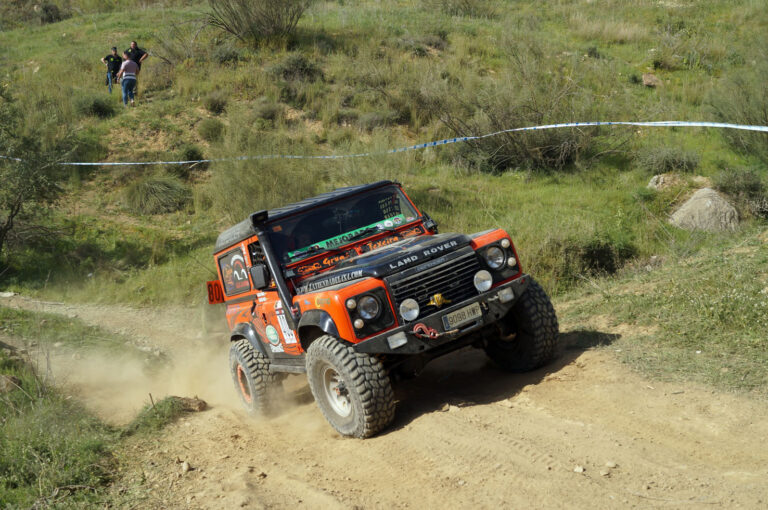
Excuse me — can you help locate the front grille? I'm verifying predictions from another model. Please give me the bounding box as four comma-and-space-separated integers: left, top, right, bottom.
387, 251, 481, 318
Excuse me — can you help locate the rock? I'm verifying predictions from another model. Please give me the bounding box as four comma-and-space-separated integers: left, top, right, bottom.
181, 461, 191, 474
0, 291, 17, 298
171, 396, 208, 412
600, 470, 611, 477
670, 188, 739, 232
0, 375, 22, 393
573, 465, 585, 473
605, 461, 617, 468
647, 173, 682, 190
642, 73, 662, 87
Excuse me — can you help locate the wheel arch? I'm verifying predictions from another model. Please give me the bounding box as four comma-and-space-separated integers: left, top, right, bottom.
231, 322, 270, 358
298, 309, 340, 353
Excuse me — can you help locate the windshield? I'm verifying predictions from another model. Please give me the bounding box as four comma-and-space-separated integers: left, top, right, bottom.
267, 185, 420, 264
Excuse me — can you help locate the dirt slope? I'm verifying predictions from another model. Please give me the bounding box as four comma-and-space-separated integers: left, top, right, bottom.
3, 295, 768, 509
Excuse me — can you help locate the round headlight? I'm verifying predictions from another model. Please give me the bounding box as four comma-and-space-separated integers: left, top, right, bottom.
474, 270, 493, 292
500, 238, 511, 249
358, 295, 381, 320
353, 318, 365, 329
399, 298, 420, 321
346, 298, 357, 310
485, 246, 506, 269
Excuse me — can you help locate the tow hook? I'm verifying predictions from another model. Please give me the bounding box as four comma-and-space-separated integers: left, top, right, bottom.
412, 323, 458, 339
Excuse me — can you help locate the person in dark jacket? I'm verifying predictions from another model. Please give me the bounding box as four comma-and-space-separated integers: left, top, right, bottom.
124, 41, 148, 69
101, 47, 122, 94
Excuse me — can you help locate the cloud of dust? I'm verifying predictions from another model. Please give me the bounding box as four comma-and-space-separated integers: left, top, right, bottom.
45, 338, 242, 425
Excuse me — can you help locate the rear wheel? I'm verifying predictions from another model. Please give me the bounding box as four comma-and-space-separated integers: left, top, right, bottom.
229, 339, 281, 415
485, 278, 559, 372
306, 335, 395, 438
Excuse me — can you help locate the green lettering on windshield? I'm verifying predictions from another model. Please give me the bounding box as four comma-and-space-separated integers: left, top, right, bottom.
287, 214, 405, 260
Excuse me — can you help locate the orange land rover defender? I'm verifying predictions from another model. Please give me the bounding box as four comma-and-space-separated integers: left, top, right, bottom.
209, 181, 558, 438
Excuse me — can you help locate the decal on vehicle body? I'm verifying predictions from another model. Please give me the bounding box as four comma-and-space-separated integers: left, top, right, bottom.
275, 301, 297, 344
297, 269, 364, 294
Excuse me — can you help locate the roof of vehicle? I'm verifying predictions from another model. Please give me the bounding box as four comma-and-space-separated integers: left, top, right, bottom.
214, 180, 397, 253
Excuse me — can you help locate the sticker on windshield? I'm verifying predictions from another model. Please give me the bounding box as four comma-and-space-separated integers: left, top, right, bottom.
287, 214, 406, 260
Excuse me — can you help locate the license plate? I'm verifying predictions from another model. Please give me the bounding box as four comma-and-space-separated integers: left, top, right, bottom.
442, 302, 482, 330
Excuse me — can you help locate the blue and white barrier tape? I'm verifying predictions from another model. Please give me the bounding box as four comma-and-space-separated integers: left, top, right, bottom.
2, 121, 767, 167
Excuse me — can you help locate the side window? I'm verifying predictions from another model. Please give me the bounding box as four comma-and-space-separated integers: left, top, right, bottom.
218, 248, 251, 296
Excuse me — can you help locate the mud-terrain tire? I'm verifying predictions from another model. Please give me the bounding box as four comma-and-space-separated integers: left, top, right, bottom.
306, 335, 395, 438
485, 278, 559, 372
229, 339, 281, 415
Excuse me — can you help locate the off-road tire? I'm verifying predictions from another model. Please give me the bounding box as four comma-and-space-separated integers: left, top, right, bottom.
485, 278, 559, 372
306, 335, 395, 438
229, 339, 280, 416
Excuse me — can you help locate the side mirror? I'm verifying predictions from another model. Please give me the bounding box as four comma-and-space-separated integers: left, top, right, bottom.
249, 264, 270, 290
422, 212, 438, 234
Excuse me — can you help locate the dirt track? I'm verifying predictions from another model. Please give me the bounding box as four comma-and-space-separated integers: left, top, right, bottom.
3, 295, 768, 509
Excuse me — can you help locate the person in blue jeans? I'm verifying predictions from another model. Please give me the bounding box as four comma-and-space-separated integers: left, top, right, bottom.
101, 47, 122, 93
116, 51, 139, 106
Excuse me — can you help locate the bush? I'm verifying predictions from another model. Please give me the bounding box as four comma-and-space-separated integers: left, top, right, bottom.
273, 53, 323, 82
708, 62, 768, 162
252, 101, 283, 121
431, 59, 599, 172
423, 0, 497, 18
198, 118, 224, 142
713, 167, 768, 219
212, 44, 242, 65
74, 94, 116, 119
203, 90, 227, 114
358, 110, 399, 131
533, 232, 637, 293
208, 0, 315, 46
635, 147, 700, 174
125, 176, 192, 214
39, 2, 66, 24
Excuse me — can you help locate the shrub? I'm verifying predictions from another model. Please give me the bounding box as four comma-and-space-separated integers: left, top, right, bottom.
208, 0, 315, 46
708, 62, 768, 162
39, 2, 65, 24
125, 176, 192, 214
635, 147, 700, 174
203, 90, 227, 114
74, 94, 116, 119
533, 232, 637, 293
273, 53, 323, 82
198, 118, 224, 142
424, 0, 497, 18
713, 167, 768, 219
430, 52, 599, 172
212, 44, 242, 65
252, 101, 283, 121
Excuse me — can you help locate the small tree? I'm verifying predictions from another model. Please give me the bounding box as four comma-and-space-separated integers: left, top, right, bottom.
208, 0, 314, 46
0, 92, 66, 261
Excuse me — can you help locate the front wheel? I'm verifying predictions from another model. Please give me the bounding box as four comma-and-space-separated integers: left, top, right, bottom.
485, 278, 559, 372
229, 339, 281, 415
306, 335, 395, 438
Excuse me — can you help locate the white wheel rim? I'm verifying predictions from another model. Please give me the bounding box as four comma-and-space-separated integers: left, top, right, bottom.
322, 364, 352, 418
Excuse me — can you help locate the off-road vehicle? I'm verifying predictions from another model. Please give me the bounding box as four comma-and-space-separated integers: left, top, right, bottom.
208, 181, 558, 438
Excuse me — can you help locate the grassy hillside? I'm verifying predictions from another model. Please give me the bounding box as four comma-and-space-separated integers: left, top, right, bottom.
0, 0, 766, 308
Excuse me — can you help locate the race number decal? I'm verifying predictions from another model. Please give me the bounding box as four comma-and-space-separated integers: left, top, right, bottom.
206, 280, 225, 304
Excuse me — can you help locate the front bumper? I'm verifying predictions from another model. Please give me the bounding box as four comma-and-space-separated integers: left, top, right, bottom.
353, 275, 530, 355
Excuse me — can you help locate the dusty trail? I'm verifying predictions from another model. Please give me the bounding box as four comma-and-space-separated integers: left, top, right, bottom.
2, 295, 768, 509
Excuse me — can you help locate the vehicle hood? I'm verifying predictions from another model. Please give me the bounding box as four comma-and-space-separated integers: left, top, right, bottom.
295, 233, 471, 294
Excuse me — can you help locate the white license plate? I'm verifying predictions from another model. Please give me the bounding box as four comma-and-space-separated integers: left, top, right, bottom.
442, 302, 482, 330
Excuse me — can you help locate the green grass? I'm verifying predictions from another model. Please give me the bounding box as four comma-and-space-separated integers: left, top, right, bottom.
557, 226, 768, 396
0, 305, 130, 352
0, 350, 116, 508
0, 2, 765, 331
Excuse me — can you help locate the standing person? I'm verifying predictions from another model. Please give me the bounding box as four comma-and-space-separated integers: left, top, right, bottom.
101, 47, 122, 94
124, 40, 148, 70
116, 52, 139, 107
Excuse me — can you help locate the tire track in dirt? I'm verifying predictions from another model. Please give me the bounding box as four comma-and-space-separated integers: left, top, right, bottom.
3, 295, 768, 508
